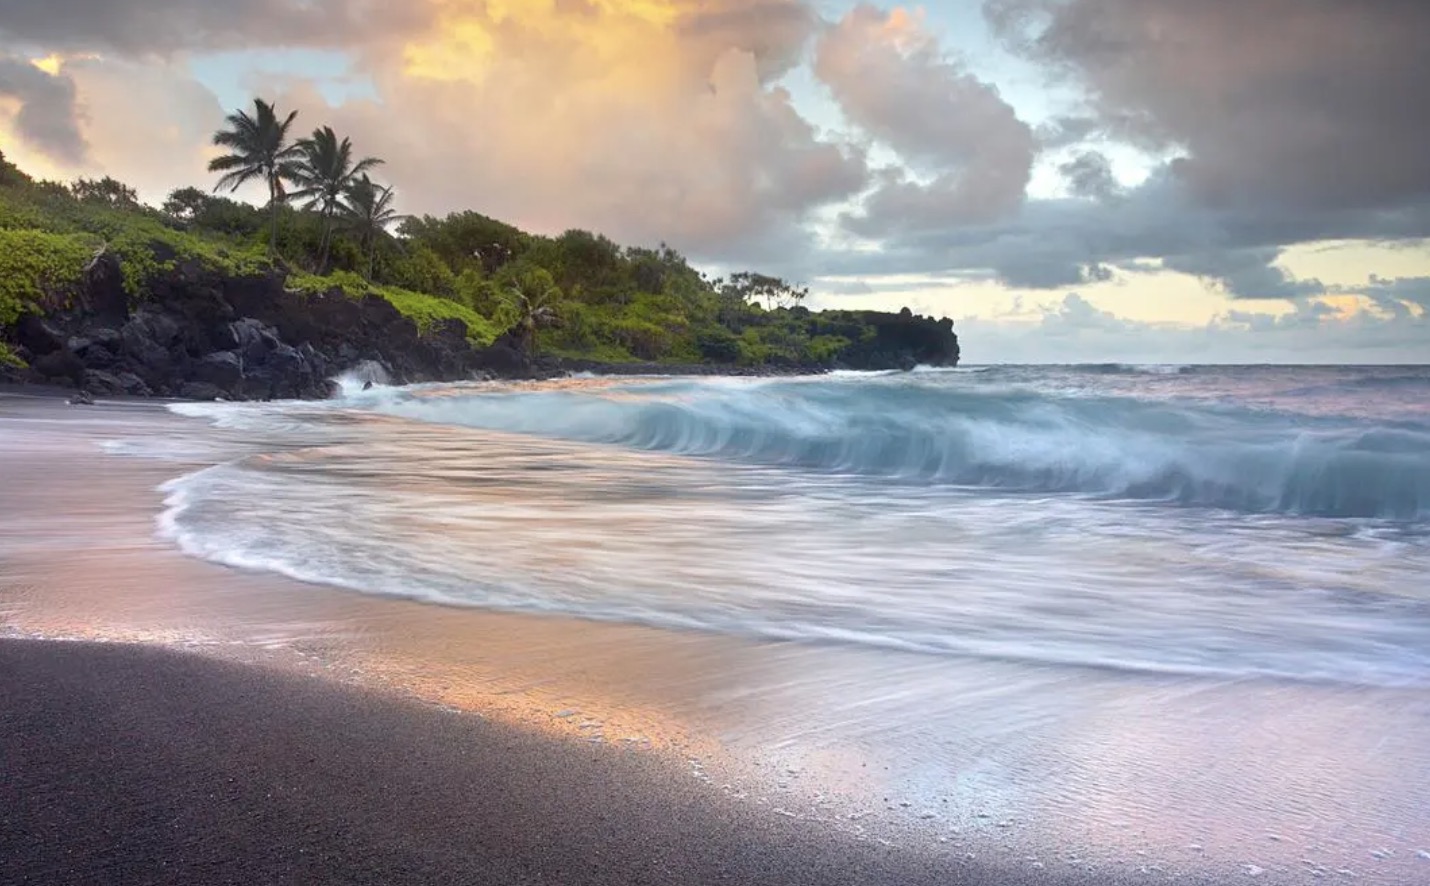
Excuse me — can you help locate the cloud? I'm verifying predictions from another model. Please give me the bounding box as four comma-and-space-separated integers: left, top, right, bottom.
738, 0, 1430, 295
1222, 299, 1338, 333
958, 292, 1427, 364
1355, 275, 1430, 319
804, 159, 1430, 298
814, 278, 874, 295
0, 0, 425, 56
765, 1, 1430, 292
1039, 291, 1125, 333
676, 0, 818, 80
266, 0, 865, 261
3, 0, 1426, 330
65, 57, 227, 198
1034, 114, 1100, 150
801, 0, 1430, 292
814, 5, 1034, 233
1059, 151, 1118, 201
0, 55, 85, 164
1162, 248, 1325, 301
987, 0, 1430, 212
0, 0, 867, 262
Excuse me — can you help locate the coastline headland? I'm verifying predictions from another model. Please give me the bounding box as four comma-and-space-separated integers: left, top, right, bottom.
0, 149, 958, 401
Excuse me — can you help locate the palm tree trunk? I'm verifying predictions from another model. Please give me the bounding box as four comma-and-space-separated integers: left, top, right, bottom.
268, 178, 280, 255
318, 208, 333, 274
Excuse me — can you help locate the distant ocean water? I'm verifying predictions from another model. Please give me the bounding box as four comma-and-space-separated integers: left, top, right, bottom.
151, 365, 1430, 687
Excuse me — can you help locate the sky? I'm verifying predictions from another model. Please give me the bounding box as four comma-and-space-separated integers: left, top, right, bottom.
0, 0, 1427, 363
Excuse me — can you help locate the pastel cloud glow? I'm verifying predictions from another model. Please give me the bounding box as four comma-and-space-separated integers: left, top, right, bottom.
1, 0, 1426, 362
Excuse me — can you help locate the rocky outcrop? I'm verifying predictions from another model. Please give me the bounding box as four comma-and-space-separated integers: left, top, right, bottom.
1, 255, 495, 400
808, 308, 961, 371
1, 255, 962, 401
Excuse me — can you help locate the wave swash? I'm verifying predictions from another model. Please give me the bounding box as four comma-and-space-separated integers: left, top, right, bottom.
151, 365, 1430, 686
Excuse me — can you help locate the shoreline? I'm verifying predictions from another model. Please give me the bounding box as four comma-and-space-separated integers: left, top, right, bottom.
4, 390, 1429, 885
0, 359, 880, 405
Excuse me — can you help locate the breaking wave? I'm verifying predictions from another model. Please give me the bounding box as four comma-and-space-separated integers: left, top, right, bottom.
349, 376, 1430, 521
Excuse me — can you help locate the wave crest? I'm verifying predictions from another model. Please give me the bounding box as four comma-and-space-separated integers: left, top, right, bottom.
355, 377, 1430, 521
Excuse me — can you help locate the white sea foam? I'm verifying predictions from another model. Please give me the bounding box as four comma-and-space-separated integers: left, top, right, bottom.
335, 370, 1430, 519
152, 365, 1430, 686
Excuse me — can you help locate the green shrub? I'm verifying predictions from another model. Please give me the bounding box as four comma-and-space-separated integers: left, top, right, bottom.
109, 225, 271, 297
695, 328, 741, 363
0, 186, 272, 300
378, 285, 501, 345
0, 229, 94, 325
287, 269, 369, 296
0, 152, 959, 371
389, 244, 456, 297
0, 341, 26, 368
807, 334, 852, 365
453, 268, 504, 316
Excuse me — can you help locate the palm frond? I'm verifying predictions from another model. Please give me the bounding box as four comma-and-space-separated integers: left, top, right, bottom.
212, 167, 263, 193
351, 156, 385, 176
206, 154, 252, 173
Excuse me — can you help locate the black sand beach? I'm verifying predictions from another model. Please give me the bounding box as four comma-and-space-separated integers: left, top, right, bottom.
0, 638, 1128, 886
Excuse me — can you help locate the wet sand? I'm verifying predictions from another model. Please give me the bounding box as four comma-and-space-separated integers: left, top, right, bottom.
3, 391, 1429, 885
2, 637, 974, 886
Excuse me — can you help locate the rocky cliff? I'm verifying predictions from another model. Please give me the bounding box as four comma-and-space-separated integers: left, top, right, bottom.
1, 255, 527, 399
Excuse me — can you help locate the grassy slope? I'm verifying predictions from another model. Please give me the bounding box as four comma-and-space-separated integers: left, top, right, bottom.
287, 270, 500, 346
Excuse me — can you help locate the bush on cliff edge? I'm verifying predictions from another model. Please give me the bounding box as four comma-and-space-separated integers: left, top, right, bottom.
0, 230, 95, 326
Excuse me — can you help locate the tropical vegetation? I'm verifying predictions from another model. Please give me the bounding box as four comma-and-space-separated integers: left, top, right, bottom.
208, 98, 304, 254
287, 126, 383, 272
0, 97, 958, 371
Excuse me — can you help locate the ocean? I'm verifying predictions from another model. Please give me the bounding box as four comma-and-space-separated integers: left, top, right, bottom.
158, 364, 1430, 687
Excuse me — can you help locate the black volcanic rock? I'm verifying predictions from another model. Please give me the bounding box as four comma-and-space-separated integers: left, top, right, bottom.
32, 349, 86, 386
178, 382, 224, 401
193, 351, 244, 389
0, 262, 494, 400
16, 316, 65, 357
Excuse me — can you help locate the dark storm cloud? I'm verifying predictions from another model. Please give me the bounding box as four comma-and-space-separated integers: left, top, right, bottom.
1034, 114, 1099, 150
806, 1, 1430, 294
1059, 151, 1118, 201
0, 55, 85, 163
985, 0, 1430, 212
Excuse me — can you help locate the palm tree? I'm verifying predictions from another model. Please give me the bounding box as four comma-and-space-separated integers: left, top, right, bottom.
504, 269, 561, 356
341, 174, 403, 279
290, 126, 383, 272
208, 98, 304, 254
